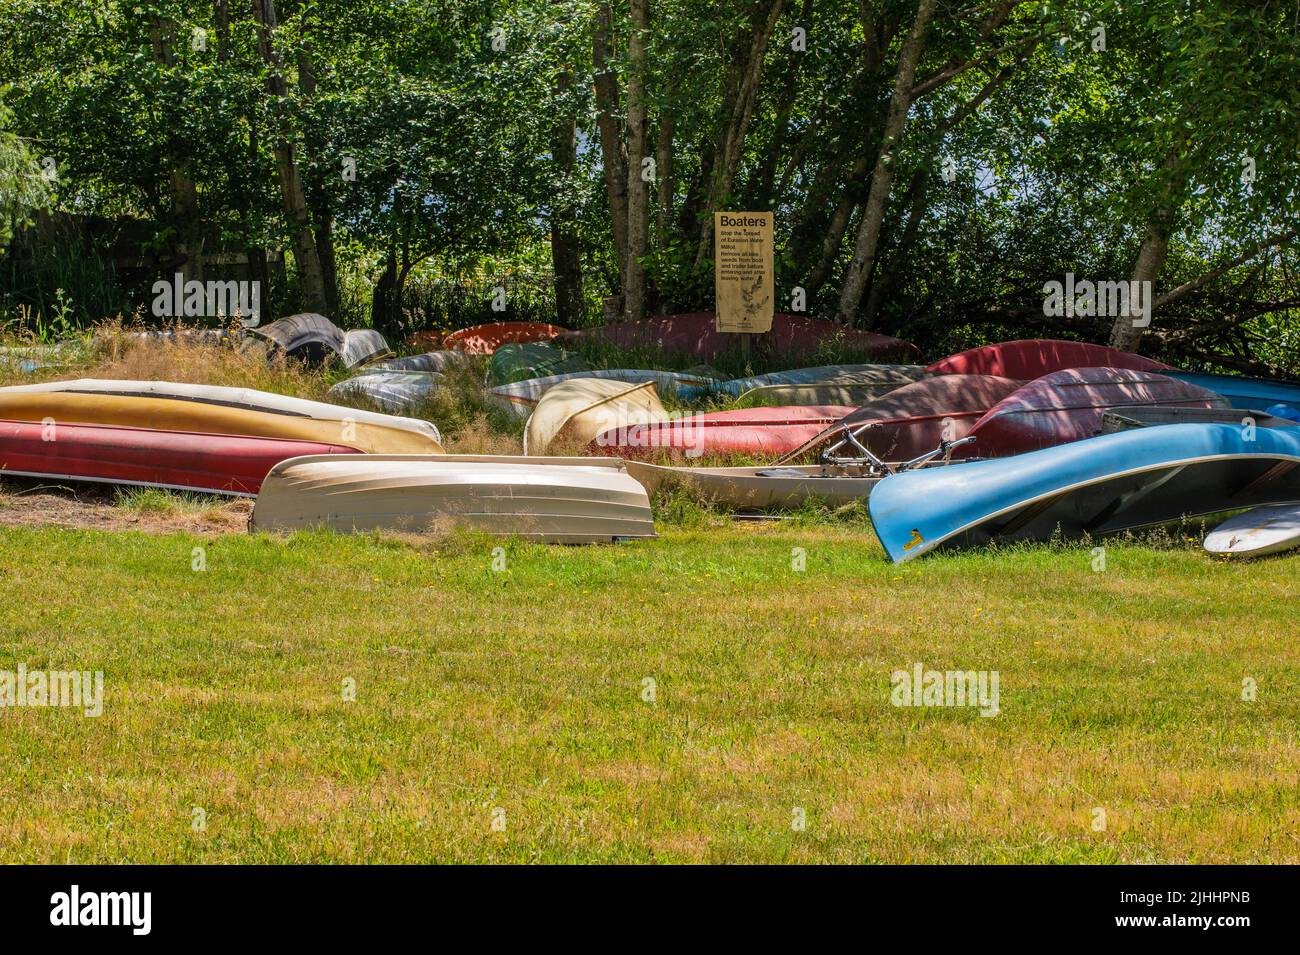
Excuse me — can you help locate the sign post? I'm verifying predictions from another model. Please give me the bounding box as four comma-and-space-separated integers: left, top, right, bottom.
714, 212, 774, 363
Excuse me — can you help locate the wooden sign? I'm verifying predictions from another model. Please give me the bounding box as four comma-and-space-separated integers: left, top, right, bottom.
714, 212, 774, 334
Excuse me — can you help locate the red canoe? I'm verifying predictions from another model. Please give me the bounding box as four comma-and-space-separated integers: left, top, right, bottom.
963, 367, 1227, 457
443, 322, 568, 355
590, 405, 854, 460
0, 420, 357, 495
560, 313, 918, 362
782, 374, 1024, 462
926, 339, 1171, 378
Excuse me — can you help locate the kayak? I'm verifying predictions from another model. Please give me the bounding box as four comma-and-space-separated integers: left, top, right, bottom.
926, 339, 1171, 378
962, 367, 1227, 457
559, 312, 918, 362
251, 454, 655, 543
779, 374, 1024, 462
3, 379, 442, 446
868, 423, 1300, 562
0, 390, 443, 454
590, 405, 854, 459
444, 321, 568, 355
524, 379, 666, 455
0, 419, 355, 495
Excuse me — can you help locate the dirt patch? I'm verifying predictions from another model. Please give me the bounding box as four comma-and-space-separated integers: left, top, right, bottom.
0, 482, 250, 536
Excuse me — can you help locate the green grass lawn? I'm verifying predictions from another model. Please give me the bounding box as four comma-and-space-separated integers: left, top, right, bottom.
1, 520, 1297, 863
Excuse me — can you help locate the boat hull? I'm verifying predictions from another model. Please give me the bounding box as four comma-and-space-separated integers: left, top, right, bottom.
869, 423, 1300, 562
0, 419, 355, 495
0, 390, 443, 454
592, 406, 854, 459
964, 367, 1227, 456
1204, 503, 1300, 557
926, 339, 1171, 378
251, 454, 655, 543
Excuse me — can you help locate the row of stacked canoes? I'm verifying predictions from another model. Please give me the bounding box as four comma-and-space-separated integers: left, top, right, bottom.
5, 329, 1300, 558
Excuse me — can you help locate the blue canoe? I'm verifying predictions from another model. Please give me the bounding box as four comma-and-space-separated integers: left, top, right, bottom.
1166, 371, 1300, 411
869, 423, 1300, 562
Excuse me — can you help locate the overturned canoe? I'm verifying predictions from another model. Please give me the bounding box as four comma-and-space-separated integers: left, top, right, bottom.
525, 379, 666, 455
444, 321, 568, 355
1204, 503, 1300, 558
1101, 405, 1292, 432
591, 405, 854, 460
246, 313, 345, 364
962, 367, 1227, 457
327, 371, 443, 414
678, 363, 925, 402
487, 342, 592, 385
340, 328, 392, 368
624, 460, 882, 510
779, 374, 1024, 463
0, 419, 354, 495
869, 423, 1300, 562
370, 350, 467, 373
490, 369, 710, 419
3, 379, 442, 446
251, 454, 655, 543
0, 388, 442, 454
927, 339, 1171, 378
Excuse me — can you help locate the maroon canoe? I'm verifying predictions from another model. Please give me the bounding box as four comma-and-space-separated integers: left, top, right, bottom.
0, 419, 357, 495
589, 405, 854, 460
780, 374, 1024, 462
961, 367, 1228, 457
926, 339, 1171, 378
559, 312, 918, 362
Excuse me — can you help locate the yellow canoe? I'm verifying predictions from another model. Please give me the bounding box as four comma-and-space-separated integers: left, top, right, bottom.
0, 392, 443, 454
524, 379, 666, 455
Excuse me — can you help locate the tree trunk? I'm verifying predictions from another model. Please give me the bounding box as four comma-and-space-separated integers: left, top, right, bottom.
1109, 146, 1185, 351
150, 15, 204, 286
551, 68, 585, 326
835, 0, 937, 325
297, 40, 339, 317
251, 0, 327, 315
623, 0, 651, 323
693, 0, 787, 269
655, 111, 675, 240
753, 0, 813, 205
1109, 207, 1173, 352
592, 4, 629, 297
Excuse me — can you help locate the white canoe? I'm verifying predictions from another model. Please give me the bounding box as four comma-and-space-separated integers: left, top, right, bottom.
490, 369, 713, 419
624, 461, 881, 510
340, 329, 392, 368
524, 379, 667, 455
251, 454, 655, 543
3, 378, 442, 444
327, 371, 443, 413
371, 350, 467, 373
1204, 503, 1300, 557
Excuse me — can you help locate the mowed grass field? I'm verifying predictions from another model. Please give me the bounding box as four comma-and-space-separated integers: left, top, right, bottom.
1, 514, 1297, 863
